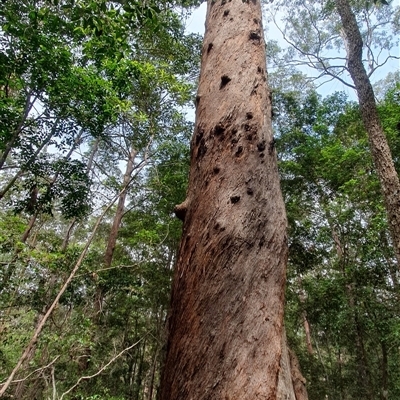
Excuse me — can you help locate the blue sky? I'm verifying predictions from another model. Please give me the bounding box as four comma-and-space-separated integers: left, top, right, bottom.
184, 3, 399, 101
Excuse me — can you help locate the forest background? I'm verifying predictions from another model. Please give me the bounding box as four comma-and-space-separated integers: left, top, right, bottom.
0, 0, 399, 399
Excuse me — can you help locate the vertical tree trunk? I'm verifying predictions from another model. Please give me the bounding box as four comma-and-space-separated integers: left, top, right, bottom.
133, 342, 145, 400
93, 145, 137, 318
335, 0, 400, 267
381, 341, 388, 400
333, 222, 374, 400
21, 212, 38, 244
104, 146, 137, 267
347, 289, 373, 400
302, 311, 314, 355
160, 1, 302, 398
147, 346, 159, 400
289, 347, 308, 400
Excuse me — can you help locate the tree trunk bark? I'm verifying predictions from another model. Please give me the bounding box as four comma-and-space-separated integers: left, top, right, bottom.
335, 0, 400, 267
147, 346, 159, 400
13, 310, 46, 400
289, 346, 308, 400
21, 212, 38, 244
160, 1, 302, 398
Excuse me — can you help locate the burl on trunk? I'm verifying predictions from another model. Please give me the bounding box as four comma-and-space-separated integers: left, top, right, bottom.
160, 1, 300, 398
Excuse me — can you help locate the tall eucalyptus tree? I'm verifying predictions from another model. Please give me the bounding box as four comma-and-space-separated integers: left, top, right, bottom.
160, 1, 304, 398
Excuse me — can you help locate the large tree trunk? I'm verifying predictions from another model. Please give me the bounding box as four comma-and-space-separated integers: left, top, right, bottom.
335, 0, 400, 267
160, 1, 302, 398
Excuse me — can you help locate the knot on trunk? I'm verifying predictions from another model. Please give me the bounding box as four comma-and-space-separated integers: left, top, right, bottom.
174, 199, 189, 221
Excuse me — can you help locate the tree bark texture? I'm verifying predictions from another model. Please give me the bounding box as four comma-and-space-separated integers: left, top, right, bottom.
160, 1, 297, 398
335, 0, 400, 267
288, 347, 308, 400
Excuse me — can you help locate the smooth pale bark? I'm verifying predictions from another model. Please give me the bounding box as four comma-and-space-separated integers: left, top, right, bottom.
335, 0, 400, 267
160, 1, 305, 399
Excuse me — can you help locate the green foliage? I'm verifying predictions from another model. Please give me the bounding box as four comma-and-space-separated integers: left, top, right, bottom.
276, 83, 400, 399
1, 0, 397, 398
0, 0, 200, 398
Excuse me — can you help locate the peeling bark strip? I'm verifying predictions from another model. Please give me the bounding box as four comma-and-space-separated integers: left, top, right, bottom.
335, 0, 400, 267
160, 1, 299, 399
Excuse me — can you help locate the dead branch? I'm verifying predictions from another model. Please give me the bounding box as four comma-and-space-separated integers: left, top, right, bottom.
0, 174, 139, 397
0, 356, 60, 386
59, 339, 143, 400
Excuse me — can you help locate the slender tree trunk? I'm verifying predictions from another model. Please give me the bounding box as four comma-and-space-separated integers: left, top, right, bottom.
13, 275, 57, 399
0, 196, 119, 397
61, 219, 77, 252
160, 1, 303, 398
289, 347, 308, 400
335, 0, 400, 267
133, 342, 145, 400
381, 341, 388, 400
332, 222, 374, 400
21, 212, 38, 243
297, 278, 313, 355
147, 346, 159, 400
104, 146, 137, 267
79, 139, 137, 373
338, 347, 345, 400
302, 311, 313, 355
93, 145, 137, 319
13, 307, 48, 400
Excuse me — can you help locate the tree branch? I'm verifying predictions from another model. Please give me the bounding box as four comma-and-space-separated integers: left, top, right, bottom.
0, 179, 135, 396
0, 356, 60, 386
59, 339, 143, 400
